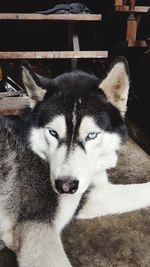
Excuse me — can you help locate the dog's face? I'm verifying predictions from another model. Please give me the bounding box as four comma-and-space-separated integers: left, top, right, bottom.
22, 58, 129, 194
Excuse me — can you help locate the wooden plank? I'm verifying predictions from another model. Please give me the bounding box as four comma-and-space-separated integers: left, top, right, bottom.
72, 33, 80, 70
129, 0, 135, 11
127, 40, 147, 47
116, 5, 150, 13
73, 34, 80, 52
0, 91, 23, 98
0, 13, 102, 21
0, 97, 29, 115
0, 51, 108, 59
126, 14, 137, 41
114, 0, 123, 6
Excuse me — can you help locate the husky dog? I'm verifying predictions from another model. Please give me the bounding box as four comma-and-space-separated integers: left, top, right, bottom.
0, 57, 150, 267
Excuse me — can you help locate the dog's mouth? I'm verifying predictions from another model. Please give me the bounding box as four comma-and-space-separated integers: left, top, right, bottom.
54, 178, 79, 194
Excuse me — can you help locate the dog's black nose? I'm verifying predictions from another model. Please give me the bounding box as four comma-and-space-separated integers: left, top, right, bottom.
55, 178, 79, 194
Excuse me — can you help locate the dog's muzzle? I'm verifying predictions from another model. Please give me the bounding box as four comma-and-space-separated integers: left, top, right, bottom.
55, 177, 79, 194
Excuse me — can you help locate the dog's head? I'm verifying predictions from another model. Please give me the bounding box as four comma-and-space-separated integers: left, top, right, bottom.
22, 57, 130, 195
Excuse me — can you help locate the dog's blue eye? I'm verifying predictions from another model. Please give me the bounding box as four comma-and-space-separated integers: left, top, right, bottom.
49, 129, 58, 139
86, 132, 98, 141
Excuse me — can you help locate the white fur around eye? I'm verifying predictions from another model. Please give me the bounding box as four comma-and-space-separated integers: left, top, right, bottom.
45, 115, 66, 139
48, 129, 59, 139
86, 132, 100, 141
79, 116, 103, 141
44, 128, 58, 146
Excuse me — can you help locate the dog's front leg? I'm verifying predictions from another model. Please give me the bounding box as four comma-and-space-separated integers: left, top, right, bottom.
17, 223, 72, 267
77, 181, 150, 219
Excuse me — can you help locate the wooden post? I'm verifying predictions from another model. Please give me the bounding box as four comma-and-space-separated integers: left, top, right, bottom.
126, 0, 137, 41
126, 13, 137, 40
68, 22, 80, 70
72, 31, 80, 70
114, 0, 123, 6
129, 0, 135, 11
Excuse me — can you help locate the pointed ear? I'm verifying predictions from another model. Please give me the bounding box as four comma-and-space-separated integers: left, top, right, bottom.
99, 57, 130, 117
22, 61, 47, 108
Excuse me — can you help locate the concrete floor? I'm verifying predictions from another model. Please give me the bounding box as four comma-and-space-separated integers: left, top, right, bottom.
0, 138, 150, 267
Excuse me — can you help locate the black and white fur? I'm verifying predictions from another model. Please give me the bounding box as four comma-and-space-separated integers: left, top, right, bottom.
0, 57, 150, 267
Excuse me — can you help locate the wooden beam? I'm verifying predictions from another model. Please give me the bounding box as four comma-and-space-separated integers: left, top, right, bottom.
0, 51, 108, 59
0, 97, 29, 115
116, 5, 150, 13
127, 40, 147, 47
72, 33, 80, 70
114, 0, 123, 7
0, 13, 102, 21
129, 0, 135, 11
73, 34, 80, 52
0, 91, 23, 98
126, 13, 137, 41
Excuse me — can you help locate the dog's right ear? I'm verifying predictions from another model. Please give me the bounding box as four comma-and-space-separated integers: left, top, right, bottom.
22, 61, 48, 108
99, 57, 130, 118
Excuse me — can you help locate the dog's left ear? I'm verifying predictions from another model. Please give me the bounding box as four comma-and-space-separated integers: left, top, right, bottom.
22, 61, 48, 108
99, 57, 130, 117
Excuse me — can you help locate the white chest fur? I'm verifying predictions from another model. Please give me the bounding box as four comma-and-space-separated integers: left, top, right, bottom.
53, 193, 82, 233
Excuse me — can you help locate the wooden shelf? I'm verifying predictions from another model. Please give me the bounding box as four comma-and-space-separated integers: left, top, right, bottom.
0, 91, 22, 98
0, 13, 102, 21
116, 5, 150, 13
0, 13, 106, 71
0, 51, 108, 59
0, 96, 29, 115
